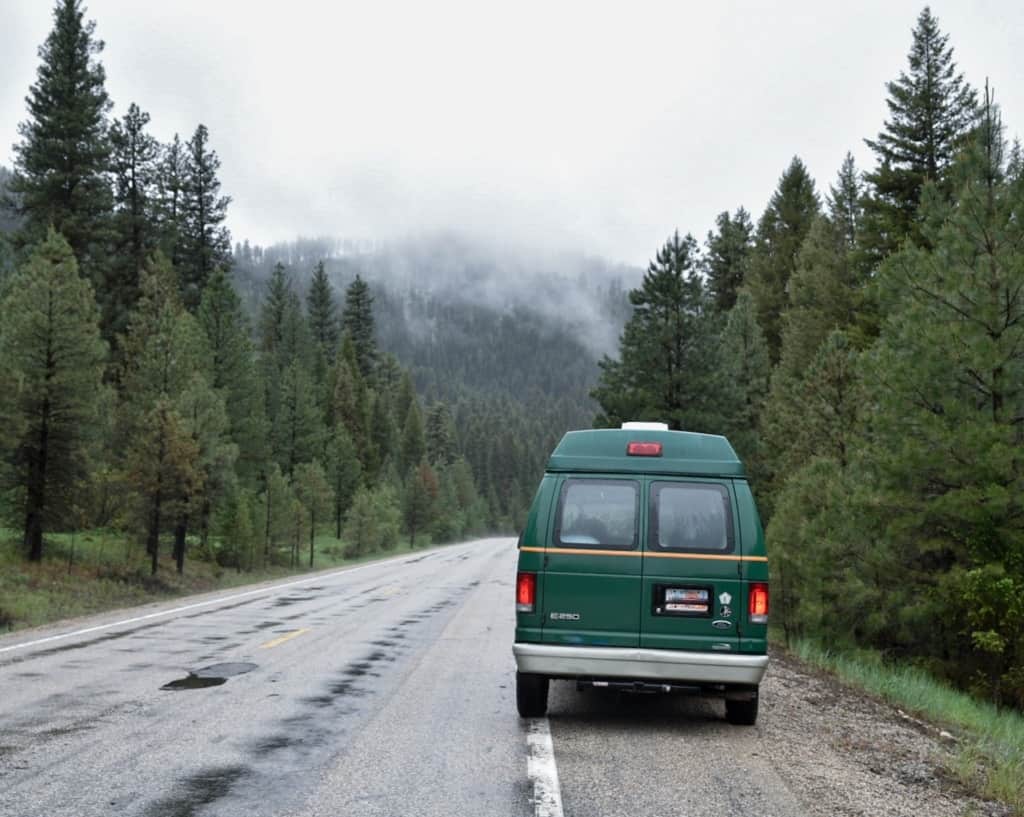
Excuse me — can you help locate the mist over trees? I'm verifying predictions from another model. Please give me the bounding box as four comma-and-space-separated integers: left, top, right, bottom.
2, 0, 594, 579
593, 8, 1023, 708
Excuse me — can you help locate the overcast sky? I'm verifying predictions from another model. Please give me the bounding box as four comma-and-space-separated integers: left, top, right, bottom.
2, 1, 1021, 266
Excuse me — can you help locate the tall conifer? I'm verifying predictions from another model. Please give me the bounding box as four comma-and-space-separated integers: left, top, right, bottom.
0, 230, 106, 560
11, 0, 113, 278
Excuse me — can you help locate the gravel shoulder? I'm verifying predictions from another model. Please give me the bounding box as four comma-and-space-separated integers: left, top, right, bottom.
762, 648, 1010, 817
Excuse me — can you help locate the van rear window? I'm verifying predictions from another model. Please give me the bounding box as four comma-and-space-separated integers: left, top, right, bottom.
650, 482, 733, 552
556, 479, 638, 549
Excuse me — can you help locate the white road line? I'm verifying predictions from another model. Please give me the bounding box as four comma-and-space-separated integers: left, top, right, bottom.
0, 543, 482, 656
527, 718, 565, 817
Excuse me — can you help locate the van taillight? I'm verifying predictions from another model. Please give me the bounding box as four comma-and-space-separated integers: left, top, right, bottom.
516, 572, 536, 613
749, 583, 769, 624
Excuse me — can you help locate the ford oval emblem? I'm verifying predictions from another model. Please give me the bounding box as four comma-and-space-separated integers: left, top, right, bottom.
712, 619, 732, 630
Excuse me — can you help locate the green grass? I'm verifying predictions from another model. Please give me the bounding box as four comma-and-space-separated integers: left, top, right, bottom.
0, 527, 446, 634
789, 637, 1024, 813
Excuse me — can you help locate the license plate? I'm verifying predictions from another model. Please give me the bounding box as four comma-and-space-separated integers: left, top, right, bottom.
665, 602, 708, 613
665, 588, 708, 603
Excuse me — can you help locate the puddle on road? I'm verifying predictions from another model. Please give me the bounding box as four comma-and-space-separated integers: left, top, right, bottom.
161, 662, 257, 691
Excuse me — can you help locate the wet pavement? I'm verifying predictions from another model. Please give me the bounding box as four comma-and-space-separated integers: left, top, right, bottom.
0, 538, 530, 817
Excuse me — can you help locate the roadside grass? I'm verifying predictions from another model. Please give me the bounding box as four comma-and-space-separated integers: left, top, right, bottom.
789, 637, 1024, 813
0, 528, 446, 634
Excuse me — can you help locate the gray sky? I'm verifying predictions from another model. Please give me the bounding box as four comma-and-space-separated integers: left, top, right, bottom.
2, 0, 1021, 266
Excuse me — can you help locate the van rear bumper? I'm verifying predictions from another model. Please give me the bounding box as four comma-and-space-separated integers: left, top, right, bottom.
513, 643, 769, 686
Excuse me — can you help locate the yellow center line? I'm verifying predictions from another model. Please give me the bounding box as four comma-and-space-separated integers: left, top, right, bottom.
259, 628, 310, 649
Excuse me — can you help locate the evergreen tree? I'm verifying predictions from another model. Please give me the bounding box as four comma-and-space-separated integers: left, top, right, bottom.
259, 463, 293, 565
258, 262, 292, 357
404, 461, 439, 546
861, 98, 1024, 699
125, 398, 203, 575
862, 6, 977, 259
104, 103, 160, 344
10, 0, 113, 279
425, 402, 458, 466
828, 152, 864, 251
325, 424, 362, 538
173, 373, 236, 573
400, 398, 427, 477
273, 361, 322, 478
0, 230, 106, 561
747, 157, 820, 361
342, 274, 377, 378
704, 207, 754, 312
179, 124, 231, 311
198, 268, 267, 487
591, 231, 720, 430
119, 253, 209, 570
294, 460, 333, 566
719, 291, 771, 470
307, 260, 339, 375
344, 484, 401, 557
155, 134, 187, 266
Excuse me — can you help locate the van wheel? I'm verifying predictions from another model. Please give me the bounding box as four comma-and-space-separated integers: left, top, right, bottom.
725, 695, 758, 725
516, 672, 549, 717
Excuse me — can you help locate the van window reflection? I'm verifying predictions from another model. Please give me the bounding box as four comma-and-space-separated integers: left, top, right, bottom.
557, 480, 637, 549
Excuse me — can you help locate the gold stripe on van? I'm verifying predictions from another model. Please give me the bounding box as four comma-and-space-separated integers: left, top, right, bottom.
519, 546, 768, 562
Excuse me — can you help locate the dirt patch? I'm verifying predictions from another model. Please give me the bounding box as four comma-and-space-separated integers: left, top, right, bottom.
762, 648, 1011, 816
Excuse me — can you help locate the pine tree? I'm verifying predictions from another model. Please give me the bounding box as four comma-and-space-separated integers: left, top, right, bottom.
747, 157, 820, 361
828, 152, 864, 251
342, 274, 377, 378
10, 0, 113, 279
155, 134, 187, 266
404, 461, 439, 546
307, 260, 339, 377
179, 124, 231, 311
198, 268, 267, 488
591, 231, 720, 430
294, 460, 333, 566
719, 291, 771, 469
425, 402, 458, 466
119, 253, 210, 569
104, 103, 160, 344
273, 361, 322, 478
325, 424, 362, 538
862, 6, 977, 259
173, 373, 236, 572
704, 208, 754, 312
125, 398, 203, 575
860, 98, 1024, 697
0, 230, 106, 561
400, 399, 427, 477
258, 262, 292, 358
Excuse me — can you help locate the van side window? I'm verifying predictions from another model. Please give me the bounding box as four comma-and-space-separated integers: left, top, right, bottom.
650, 482, 733, 553
555, 479, 638, 550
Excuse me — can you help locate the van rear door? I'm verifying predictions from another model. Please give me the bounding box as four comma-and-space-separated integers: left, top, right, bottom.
639, 478, 742, 653
540, 476, 641, 648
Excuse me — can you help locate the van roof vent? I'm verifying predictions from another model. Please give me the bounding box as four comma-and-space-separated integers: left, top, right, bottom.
620, 421, 669, 431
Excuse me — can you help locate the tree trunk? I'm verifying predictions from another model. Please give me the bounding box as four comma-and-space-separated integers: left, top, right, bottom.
149, 497, 161, 576
309, 511, 316, 567
24, 399, 50, 562
174, 516, 188, 575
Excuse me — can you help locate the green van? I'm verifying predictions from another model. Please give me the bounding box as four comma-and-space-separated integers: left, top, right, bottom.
513, 422, 769, 725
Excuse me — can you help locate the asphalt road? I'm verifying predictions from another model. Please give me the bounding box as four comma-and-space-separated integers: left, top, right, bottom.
0, 537, 813, 817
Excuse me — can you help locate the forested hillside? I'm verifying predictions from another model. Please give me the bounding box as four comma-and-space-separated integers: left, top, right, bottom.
592, 10, 1024, 709
0, 0, 623, 595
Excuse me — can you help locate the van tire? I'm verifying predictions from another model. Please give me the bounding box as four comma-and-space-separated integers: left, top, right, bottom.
725, 695, 758, 725
516, 672, 549, 717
